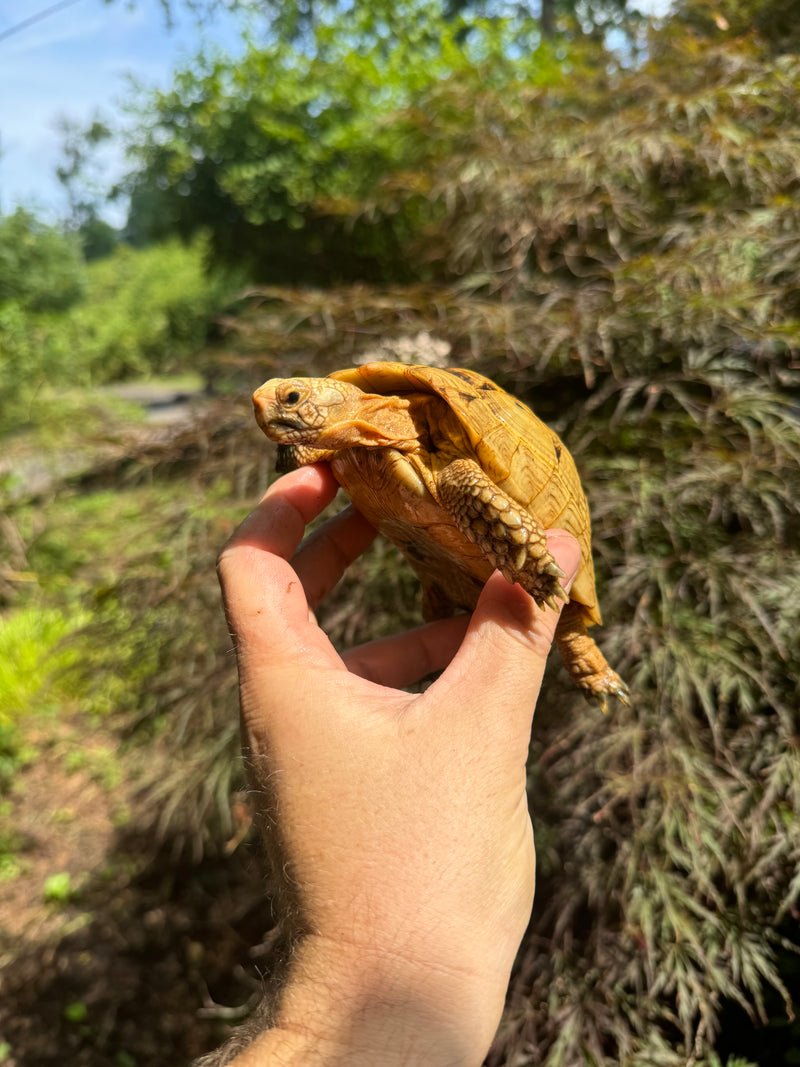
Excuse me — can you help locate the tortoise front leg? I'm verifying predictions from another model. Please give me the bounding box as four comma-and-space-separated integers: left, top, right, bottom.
437, 458, 570, 611
555, 603, 631, 713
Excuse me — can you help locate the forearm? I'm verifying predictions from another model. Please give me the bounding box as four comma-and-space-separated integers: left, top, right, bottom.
227, 934, 506, 1067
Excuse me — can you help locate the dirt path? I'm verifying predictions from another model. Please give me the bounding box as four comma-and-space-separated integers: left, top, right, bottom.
1, 380, 214, 504
98, 381, 209, 425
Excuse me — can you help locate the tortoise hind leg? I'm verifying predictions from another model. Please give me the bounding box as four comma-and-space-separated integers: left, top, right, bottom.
556, 602, 630, 713
437, 457, 569, 610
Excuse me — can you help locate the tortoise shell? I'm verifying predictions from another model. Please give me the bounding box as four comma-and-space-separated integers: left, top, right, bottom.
327, 362, 601, 627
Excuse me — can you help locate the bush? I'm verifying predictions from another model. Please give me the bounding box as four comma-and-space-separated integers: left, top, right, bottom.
0, 237, 241, 434
0, 209, 86, 313
71, 238, 238, 381
121, 7, 555, 283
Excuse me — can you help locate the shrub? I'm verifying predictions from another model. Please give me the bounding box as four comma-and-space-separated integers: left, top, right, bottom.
0, 208, 86, 313
0, 237, 241, 434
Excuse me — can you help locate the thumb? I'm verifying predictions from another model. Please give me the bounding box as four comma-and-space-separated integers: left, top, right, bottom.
437, 531, 582, 723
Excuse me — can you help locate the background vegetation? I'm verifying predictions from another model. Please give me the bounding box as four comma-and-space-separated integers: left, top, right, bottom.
2, 0, 799, 1064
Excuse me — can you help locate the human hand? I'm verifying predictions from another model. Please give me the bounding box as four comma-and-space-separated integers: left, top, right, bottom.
216, 463, 580, 1067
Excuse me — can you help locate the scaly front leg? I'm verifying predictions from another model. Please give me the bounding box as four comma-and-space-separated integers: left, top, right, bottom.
437, 458, 570, 611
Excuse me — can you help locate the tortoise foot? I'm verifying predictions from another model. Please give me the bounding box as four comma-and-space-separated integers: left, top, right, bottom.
439, 459, 570, 611
555, 603, 630, 713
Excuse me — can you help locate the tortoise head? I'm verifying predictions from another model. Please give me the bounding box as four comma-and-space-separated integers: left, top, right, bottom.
253, 376, 421, 451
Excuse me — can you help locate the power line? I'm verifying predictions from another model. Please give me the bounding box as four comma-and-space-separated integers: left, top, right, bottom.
0, 0, 87, 45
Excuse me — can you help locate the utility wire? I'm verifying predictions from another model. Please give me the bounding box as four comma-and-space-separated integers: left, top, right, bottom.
0, 0, 87, 45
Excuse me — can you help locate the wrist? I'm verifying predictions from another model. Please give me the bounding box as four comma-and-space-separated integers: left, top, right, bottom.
228, 933, 506, 1067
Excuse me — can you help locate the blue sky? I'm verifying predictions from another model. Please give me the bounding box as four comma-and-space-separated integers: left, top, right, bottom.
0, 0, 245, 223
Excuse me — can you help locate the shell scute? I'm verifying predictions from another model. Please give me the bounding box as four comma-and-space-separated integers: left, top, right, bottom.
329, 362, 600, 625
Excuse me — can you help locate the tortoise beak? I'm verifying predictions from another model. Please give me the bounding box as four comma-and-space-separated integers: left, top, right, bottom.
253, 388, 284, 437
252, 388, 273, 433
252, 389, 305, 441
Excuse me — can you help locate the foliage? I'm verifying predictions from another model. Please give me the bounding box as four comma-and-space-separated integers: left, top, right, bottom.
673, 0, 800, 53
0, 605, 88, 723
0, 237, 239, 434
42, 871, 75, 904
1, 411, 258, 847
0, 800, 26, 882
55, 115, 119, 260
0, 602, 90, 789
3, 4, 800, 1065
64, 239, 237, 380
120, 7, 604, 281
110, 0, 641, 41
0, 209, 86, 313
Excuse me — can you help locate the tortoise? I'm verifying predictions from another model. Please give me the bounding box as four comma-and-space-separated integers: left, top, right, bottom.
252, 362, 629, 712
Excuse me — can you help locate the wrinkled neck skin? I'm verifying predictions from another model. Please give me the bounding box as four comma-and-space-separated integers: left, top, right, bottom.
326, 392, 440, 454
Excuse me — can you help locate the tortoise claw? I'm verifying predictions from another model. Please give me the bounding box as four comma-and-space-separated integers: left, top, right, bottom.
544, 560, 567, 580
586, 676, 631, 714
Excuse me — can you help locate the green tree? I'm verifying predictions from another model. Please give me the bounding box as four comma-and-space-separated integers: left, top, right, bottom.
55, 115, 119, 260
0, 208, 85, 312
121, 7, 588, 281
111, 0, 642, 41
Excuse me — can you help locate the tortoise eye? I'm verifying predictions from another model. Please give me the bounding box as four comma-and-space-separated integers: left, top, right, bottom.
285, 389, 301, 405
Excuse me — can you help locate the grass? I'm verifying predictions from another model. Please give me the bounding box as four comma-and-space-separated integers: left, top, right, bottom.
0, 446, 236, 800
0, 606, 88, 723
0, 802, 25, 883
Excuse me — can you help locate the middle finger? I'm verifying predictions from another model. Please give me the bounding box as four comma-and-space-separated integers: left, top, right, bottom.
292, 504, 378, 610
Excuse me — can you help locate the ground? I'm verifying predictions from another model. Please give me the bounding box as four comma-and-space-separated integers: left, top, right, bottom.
0, 711, 271, 1067
0, 382, 272, 1067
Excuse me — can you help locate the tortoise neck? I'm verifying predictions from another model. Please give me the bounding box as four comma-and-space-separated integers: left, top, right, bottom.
329, 392, 425, 451
319, 391, 445, 453
390, 393, 445, 453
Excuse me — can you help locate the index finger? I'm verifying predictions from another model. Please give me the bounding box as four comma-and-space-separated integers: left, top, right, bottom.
292, 504, 377, 610
217, 465, 343, 660
219, 463, 339, 564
